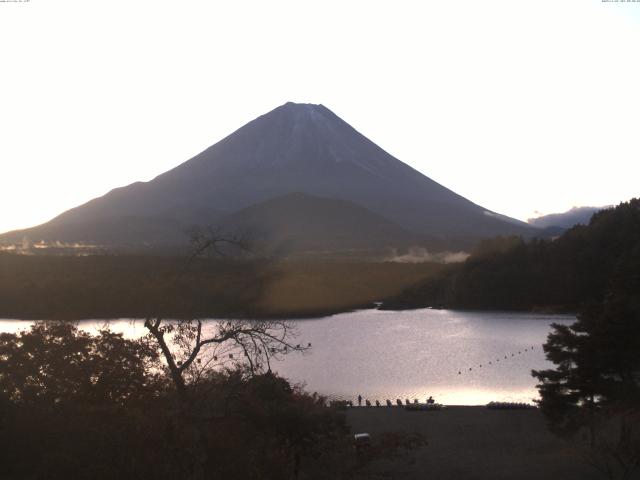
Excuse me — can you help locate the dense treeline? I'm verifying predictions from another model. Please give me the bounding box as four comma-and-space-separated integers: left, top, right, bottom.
531, 208, 640, 479
0, 323, 422, 479
388, 198, 640, 312
0, 255, 441, 319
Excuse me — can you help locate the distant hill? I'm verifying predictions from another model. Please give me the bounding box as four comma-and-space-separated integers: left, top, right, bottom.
528, 206, 606, 229
217, 192, 420, 255
1, 102, 535, 252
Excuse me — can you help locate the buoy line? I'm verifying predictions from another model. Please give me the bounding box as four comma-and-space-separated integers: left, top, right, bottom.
456, 345, 536, 375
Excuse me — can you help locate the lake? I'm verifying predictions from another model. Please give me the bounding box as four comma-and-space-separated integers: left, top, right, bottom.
0, 308, 575, 405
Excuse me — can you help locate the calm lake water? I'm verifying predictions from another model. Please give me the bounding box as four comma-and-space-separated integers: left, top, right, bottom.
0, 309, 575, 405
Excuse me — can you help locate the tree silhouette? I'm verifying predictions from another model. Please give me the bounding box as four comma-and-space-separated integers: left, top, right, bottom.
532, 244, 640, 479
140, 231, 311, 480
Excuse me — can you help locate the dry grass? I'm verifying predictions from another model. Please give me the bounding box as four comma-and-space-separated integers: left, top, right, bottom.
0, 253, 442, 319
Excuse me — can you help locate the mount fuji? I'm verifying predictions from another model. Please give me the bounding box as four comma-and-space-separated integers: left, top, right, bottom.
1, 102, 533, 252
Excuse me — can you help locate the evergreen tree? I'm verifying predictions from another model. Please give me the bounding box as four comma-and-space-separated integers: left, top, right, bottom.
532, 245, 640, 478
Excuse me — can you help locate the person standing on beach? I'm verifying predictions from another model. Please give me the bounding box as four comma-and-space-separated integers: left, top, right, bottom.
358, 394, 362, 406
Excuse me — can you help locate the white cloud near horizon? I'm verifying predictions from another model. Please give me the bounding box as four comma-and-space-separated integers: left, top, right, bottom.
0, 0, 638, 234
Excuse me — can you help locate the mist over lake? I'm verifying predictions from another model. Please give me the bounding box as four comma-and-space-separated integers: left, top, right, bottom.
1, 309, 574, 405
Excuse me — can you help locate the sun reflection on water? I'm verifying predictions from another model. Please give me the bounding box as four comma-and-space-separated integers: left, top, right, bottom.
0, 309, 574, 406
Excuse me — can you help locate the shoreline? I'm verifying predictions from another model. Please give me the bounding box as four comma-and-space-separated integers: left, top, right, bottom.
0, 305, 577, 322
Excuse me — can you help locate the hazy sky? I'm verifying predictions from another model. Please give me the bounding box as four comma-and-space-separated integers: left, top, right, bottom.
1, 0, 639, 234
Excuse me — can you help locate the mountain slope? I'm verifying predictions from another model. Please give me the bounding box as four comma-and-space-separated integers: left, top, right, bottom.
1, 102, 534, 248
217, 192, 420, 255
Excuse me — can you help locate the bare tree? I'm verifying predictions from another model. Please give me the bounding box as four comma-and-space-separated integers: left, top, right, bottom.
140, 231, 310, 480
143, 317, 309, 402
144, 228, 309, 394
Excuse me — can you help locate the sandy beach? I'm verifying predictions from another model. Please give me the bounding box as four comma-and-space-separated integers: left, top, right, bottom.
346, 406, 600, 480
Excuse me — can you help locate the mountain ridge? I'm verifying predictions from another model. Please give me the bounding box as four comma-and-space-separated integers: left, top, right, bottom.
528, 206, 607, 229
